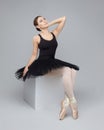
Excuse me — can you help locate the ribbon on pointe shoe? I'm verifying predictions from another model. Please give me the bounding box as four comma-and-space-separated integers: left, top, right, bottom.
69, 97, 77, 104
63, 95, 70, 107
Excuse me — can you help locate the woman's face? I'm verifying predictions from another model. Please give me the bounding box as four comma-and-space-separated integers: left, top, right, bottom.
37, 16, 48, 30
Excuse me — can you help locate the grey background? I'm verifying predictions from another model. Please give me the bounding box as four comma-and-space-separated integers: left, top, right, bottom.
0, 0, 104, 130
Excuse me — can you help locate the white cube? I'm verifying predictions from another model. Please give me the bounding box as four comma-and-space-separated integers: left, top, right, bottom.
23, 74, 64, 110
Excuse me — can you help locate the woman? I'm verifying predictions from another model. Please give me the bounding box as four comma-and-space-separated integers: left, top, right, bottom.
15, 16, 80, 120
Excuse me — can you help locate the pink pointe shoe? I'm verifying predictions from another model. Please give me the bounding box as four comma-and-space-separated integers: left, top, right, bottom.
69, 97, 78, 120
59, 95, 70, 120
59, 95, 78, 120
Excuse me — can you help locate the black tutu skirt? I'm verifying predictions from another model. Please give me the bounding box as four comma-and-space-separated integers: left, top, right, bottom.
15, 58, 79, 81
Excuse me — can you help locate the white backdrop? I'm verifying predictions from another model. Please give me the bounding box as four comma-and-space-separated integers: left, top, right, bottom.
0, 0, 104, 129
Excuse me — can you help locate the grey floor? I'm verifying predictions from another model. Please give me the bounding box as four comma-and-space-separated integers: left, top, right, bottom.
0, 85, 104, 130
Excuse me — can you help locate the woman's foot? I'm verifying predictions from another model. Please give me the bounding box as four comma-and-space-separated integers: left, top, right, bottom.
69, 97, 78, 119
59, 96, 70, 120
59, 105, 66, 120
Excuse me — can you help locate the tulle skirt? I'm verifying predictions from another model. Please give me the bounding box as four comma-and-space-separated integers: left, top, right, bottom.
15, 58, 79, 81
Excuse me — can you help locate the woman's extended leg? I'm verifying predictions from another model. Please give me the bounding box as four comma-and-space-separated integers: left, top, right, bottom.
46, 67, 76, 98
60, 67, 78, 120
71, 68, 77, 89
61, 67, 75, 98
46, 67, 78, 120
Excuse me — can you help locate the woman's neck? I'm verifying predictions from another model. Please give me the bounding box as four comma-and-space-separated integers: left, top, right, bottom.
40, 29, 50, 35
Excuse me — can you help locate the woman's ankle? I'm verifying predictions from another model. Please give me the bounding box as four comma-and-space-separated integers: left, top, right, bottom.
69, 97, 77, 104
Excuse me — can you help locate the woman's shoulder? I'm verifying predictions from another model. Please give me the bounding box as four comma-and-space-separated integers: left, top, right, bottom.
51, 31, 58, 38
32, 34, 40, 44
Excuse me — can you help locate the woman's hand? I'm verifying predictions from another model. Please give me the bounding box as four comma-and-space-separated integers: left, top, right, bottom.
23, 66, 28, 77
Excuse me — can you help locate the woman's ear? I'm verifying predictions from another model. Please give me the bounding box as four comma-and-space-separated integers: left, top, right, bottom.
36, 25, 40, 30
36, 25, 41, 31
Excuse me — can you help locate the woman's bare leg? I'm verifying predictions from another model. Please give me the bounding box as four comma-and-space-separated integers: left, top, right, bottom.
62, 67, 75, 98
46, 67, 78, 119
47, 67, 76, 100
71, 68, 77, 89
60, 67, 78, 120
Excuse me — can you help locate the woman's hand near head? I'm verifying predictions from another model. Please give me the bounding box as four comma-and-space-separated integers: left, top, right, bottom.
48, 16, 66, 37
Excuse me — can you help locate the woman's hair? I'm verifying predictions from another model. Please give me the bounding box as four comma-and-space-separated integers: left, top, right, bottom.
33, 16, 42, 31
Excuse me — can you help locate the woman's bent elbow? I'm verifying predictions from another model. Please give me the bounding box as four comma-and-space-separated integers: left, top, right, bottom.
63, 16, 66, 21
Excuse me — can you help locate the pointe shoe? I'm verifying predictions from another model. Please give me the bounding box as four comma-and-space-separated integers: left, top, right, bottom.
59, 96, 70, 120
69, 97, 78, 119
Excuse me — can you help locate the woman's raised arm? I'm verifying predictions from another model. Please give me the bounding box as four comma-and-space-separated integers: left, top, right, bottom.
48, 16, 66, 37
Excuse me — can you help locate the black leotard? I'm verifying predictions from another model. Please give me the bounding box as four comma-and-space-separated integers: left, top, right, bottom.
15, 32, 79, 81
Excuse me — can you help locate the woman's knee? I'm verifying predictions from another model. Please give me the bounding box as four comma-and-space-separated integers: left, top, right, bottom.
72, 68, 77, 74
71, 68, 77, 78
63, 67, 72, 73
62, 67, 72, 76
